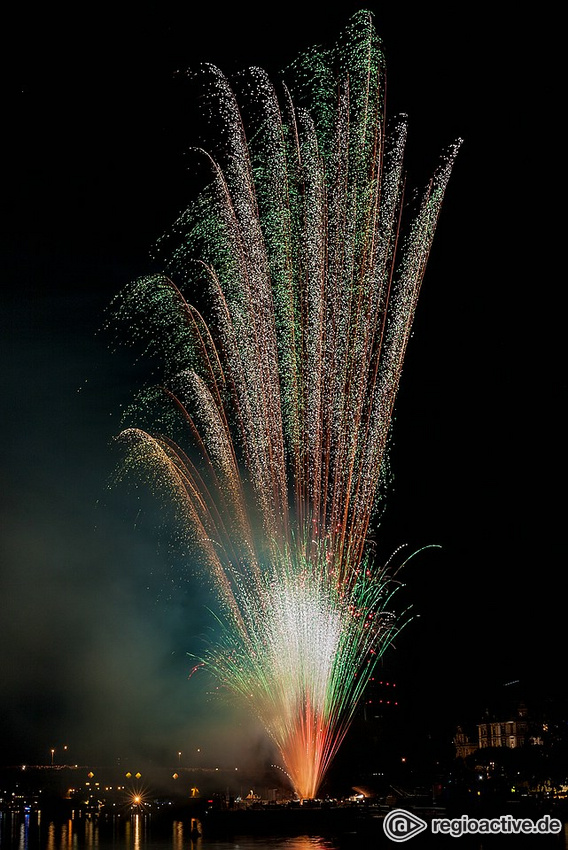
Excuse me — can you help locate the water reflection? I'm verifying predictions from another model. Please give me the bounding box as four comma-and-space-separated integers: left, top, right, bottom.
84, 817, 98, 850
17, 815, 29, 850
255, 839, 336, 849
172, 819, 203, 850
59, 819, 76, 850
45, 822, 54, 850
1, 812, 567, 850
171, 821, 184, 850
0, 814, 342, 850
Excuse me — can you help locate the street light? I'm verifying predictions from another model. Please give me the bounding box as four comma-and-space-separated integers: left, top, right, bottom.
51, 749, 55, 766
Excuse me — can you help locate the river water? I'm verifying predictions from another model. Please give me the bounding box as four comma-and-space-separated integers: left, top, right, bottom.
2, 811, 568, 850
1, 815, 338, 850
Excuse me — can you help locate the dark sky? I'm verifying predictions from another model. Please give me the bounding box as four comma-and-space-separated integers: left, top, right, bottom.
1, 3, 562, 773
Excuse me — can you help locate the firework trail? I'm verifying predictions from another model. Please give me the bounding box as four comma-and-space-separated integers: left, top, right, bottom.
111, 11, 460, 799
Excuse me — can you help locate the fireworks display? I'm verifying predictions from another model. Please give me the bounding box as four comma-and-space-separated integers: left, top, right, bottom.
111, 11, 460, 799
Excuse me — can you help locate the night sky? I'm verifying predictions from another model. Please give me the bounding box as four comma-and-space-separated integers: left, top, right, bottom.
1, 3, 562, 773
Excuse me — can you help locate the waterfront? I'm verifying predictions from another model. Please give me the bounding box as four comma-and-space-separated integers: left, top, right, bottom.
2, 810, 568, 850
1, 813, 341, 850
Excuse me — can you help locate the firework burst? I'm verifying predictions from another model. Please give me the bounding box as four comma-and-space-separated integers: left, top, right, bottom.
111, 11, 460, 799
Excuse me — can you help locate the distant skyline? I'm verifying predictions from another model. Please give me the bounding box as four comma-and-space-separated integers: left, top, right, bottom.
1, 3, 561, 772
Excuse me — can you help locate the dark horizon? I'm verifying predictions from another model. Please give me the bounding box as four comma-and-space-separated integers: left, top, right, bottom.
1, 3, 562, 773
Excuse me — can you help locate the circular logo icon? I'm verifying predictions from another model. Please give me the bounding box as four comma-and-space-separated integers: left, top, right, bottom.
383, 808, 428, 842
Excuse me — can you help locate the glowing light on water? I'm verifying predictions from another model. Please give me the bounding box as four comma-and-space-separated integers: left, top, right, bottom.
111, 11, 460, 799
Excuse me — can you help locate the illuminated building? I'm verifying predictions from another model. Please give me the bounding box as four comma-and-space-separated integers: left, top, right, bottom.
477, 701, 529, 749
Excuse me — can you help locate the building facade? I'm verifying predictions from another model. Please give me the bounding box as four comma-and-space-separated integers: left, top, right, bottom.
477, 702, 529, 749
